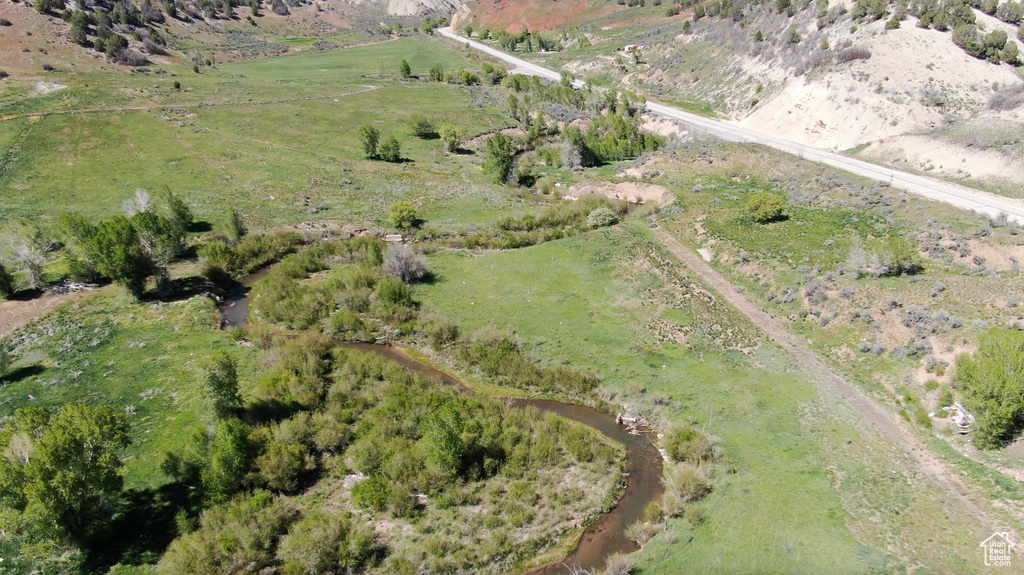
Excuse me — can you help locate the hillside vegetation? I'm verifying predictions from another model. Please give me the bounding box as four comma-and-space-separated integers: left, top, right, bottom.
455, 0, 1024, 196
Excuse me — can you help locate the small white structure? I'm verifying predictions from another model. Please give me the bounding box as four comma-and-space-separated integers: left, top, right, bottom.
384, 234, 403, 243
623, 44, 641, 53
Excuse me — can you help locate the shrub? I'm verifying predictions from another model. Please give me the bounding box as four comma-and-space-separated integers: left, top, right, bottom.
143, 38, 168, 55
439, 124, 461, 153
351, 476, 389, 510
422, 315, 459, 348
276, 512, 375, 574
157, 490, 297, 574
399, 59, 411, 78
603, 553, 634, 575
837, 46, 872, 62
989, 84, 1024, 111
664, 424, 713, 463
747, 192, 784, 223
383, 244, 426, 282
0, 261, 14, 298
587, 207, 618, 228
387, 201, 418, 229
686, 503, 708, 525
624, 520, 659, 546
663, 461, 711, 502
376, 276, 412, 305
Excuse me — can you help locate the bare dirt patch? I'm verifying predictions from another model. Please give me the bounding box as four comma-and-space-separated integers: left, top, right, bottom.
0, 289, 103, 340
565, 180, 671, 205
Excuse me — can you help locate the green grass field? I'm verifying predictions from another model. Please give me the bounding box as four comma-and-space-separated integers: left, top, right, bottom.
0, 38, 518, 232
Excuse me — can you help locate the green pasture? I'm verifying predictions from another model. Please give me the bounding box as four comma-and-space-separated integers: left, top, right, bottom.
0, 38, 516, 231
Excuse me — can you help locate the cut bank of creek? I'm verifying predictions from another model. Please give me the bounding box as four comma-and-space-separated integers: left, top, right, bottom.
220, 269, 664, 574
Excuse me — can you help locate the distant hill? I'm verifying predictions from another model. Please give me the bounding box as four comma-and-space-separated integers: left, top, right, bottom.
454, 0, 1024, 197
0, 0, 460, 78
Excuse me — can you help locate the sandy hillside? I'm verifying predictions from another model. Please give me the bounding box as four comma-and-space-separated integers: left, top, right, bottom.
730, 14, 1024, 190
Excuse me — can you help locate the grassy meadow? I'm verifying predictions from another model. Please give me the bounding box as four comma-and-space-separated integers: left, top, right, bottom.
413, 221, 1007, 573
0, 37, 517, 232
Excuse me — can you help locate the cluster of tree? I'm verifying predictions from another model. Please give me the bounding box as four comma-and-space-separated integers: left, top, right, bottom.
492, 28, 562, 52
56, 6, 162, 64
461, 197, 628, 249
358, 126, 402, 162
197, 228, 307, 283
417, 16, 449, 34
565, 109, 663, 168
957, 328, 1024, 448
248, 236, 431, 337
156, 332, 617, 571
952, 24, 1019, 63
58, 189, 193, 298
0, 404, 131, 567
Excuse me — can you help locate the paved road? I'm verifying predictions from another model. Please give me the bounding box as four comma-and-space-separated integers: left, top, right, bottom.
437, 27, 1024, 224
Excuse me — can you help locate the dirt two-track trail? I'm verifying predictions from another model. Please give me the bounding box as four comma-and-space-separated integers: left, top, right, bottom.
655, 231, 1020, 543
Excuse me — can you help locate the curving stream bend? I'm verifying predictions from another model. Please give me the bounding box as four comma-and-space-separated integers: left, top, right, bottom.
221, 270, 663, 574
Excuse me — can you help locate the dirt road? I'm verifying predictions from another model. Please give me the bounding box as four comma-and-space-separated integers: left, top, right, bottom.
655, 230, 1019, 540
436, 27, 1024, 225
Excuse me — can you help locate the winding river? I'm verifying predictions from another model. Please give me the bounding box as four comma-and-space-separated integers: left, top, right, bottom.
220, 270, 664, 574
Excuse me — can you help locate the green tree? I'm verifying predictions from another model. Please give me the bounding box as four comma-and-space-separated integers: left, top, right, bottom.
58, 213, 101, 281
206, 352, 242, 419
358, 125, 380, 158
747, 192, 785, 223
70, 22, 88, 46
35, 0, 51, 13
91, 216, 153, 298
159, 188, 194, 235
439, 124, 461, 153
408, 114, 435, 138
227, 208, 247, 242
420, 403, 464, 479
957, 329, 1024, 448
387, 200, 418, 229
954, 327, 1024, 448
202, 418, 250, 504
10, 405, 130, 543
0, 344, 11, 375
379, 135, 401, 162
0, 261, 13, 299
104, 33, 128, 59
429, 63, 444, 81
483, 132, 515, 183
399, 59, 411, 78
